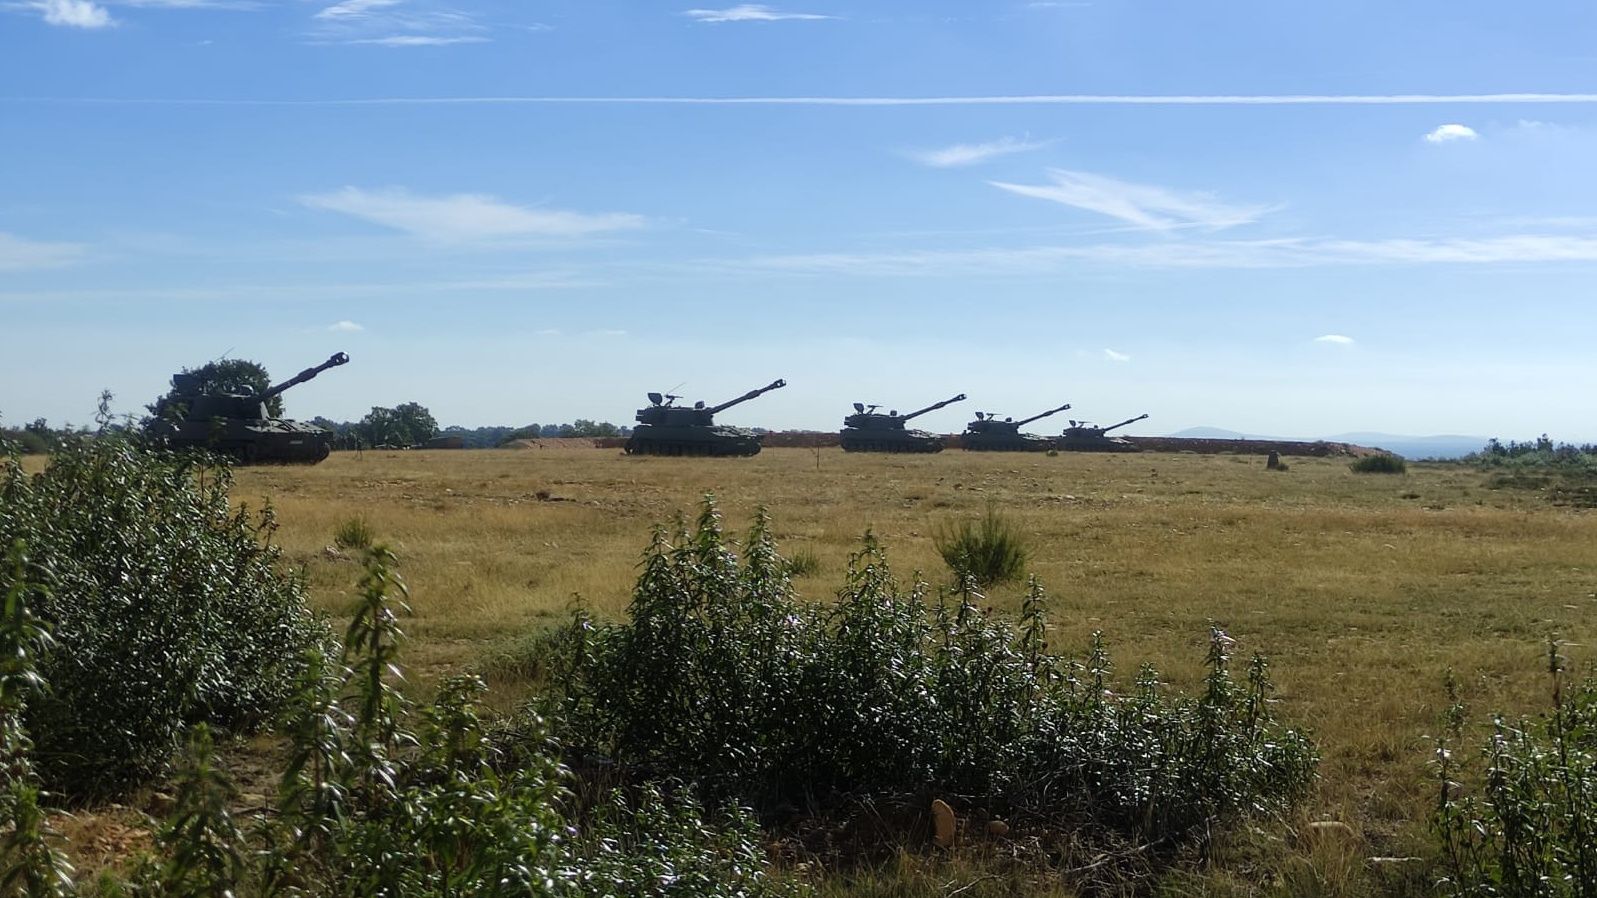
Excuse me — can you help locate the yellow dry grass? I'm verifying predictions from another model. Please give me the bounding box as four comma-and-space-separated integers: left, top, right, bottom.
231, 446, 1595, 873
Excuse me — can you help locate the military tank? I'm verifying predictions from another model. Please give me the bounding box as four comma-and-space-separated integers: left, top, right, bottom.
839, 393, 966, 453
960, 401, 1073, 452
1056, 413, 1149, 453
625, 379, 786, 457
147, 353, 350, 464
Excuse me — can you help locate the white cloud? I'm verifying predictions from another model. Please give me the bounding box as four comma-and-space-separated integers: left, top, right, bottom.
713, 232, 1597, 276
347, 34, 487, 45
306, 0, 488, 45
314, 0, 397, 19
1424, 123, 1478, 143
587, 329, 628, 337
298, 186, 646, 242
907, 136, 1047, 168
0, 232, 87, 271
1103, 348, 1130, 362
25, 93, 1597, 108
535, 328, 563, 336
1313, 334, 1355, 345
682, 4, 833, 22
990, 169, 1275, 231
28, 0, 114, 27
328, 320, 364, 332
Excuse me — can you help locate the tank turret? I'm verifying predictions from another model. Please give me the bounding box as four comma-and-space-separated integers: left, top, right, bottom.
840, 393, 966, 453
149, 353, 351, 464
1057, 412, 1149, 453
626, 379, 786, 456
961, 401, 1072, 451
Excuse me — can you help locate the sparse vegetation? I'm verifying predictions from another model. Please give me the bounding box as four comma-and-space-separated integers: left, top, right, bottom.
1350, 454, 1407, 474
9, 446, 1597, 896
933, 504, 1030, 587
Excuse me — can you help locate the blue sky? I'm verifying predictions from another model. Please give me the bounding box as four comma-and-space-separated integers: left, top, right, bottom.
3, 1, 1597, 439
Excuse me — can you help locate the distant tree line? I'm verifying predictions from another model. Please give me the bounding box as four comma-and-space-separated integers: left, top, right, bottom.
1462, 435, 1597, 468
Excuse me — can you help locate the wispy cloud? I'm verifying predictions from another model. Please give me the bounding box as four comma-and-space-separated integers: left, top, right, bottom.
328, 320, 364, 332
24, 0, 115, 27
346, 34, 486, 45
0, 232, 87, 271
712, 233, 1597, 276
112, 0, 260, 8
14, 93, 1597, 107
682, 4, 833, 22
306, 0, 487, 45
1103, 348, 1130, 362
1424, 123, 1478, 143
907, 136, 1047, 168
298, 186, 645, 242
990, 169, 1274, 231
314, 0, 395, 19
1313, 334, 1355, 345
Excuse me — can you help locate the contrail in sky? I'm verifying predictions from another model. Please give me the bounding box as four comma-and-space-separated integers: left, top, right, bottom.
5, 93, 1597, 106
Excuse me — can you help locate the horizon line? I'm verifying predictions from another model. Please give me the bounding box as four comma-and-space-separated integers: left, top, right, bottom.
5, 92, 1597, 107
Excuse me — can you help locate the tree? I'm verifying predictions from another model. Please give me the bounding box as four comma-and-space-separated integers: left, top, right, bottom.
146, 359, 280, 422
357, 402, 438, 448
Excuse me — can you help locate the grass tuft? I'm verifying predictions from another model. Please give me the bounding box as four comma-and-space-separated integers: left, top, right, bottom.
934, 505, 1030, 587
332, 516, 375, 550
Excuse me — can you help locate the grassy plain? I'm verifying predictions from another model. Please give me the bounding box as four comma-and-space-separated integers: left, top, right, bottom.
228, 446, 1597, 892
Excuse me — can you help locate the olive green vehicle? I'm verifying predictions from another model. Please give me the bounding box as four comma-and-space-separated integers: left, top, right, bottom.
625, 379, 786, 457
839, 393, 966, 453
1057, 413, 1150, 453
147, 353, 350, 464
960, 401, 1073, 452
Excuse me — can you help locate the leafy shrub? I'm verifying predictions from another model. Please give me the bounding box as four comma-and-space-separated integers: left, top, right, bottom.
0, 436, 325, 798
1350, 454, 1407, 474
548, 498, 1317, 863
2, 545, 800, 897
332, 516, 374, 550
1433, 647, 1597, 898
934, 505, 1030, 587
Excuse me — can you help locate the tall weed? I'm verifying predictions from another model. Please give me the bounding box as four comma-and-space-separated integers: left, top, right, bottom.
1433, 646, 1597, 898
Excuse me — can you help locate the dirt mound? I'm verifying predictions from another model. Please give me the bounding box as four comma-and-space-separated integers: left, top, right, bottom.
505, 437, 618, 450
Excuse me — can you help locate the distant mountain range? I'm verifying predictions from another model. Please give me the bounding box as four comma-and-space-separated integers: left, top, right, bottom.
1166, 428, 1487, 459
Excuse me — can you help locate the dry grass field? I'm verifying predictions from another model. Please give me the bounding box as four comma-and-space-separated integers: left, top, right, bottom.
217, 446, 1597, 890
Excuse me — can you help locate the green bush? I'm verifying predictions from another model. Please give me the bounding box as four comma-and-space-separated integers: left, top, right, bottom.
934, 504, 1030, 587
1350, 454, 1407, 474
547, 499, 1317, 864
0, 436, 326, 798
1433, 647, 1597, 898
1, 544, 800, 897
332, 516, 375, 550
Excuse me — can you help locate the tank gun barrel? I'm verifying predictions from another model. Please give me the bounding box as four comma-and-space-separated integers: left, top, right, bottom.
259, 353, 350, 401
708, 378, 786, 414
1016, 402, 1072, 427
902, 393, 967, 421
1100, 413, 1150, 434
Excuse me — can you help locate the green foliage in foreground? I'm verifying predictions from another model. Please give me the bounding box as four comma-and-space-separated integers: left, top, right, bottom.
1350, 454, 1408, 474
1433, 645, 1597, 898
0, 436, 326, 798
547, 499, 1318, 866
0, 546, 798, 898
